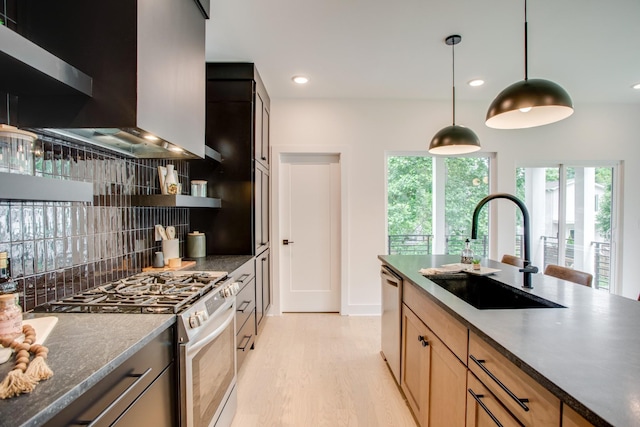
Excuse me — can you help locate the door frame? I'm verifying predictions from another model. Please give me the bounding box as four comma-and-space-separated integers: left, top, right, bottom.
272, 145, 350, 315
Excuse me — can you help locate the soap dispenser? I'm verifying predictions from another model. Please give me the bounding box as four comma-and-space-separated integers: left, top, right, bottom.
461, 239, 474, 264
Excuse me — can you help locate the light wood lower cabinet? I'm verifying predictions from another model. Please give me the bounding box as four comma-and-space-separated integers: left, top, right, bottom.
468, 332, 561, 426
562, 405, 595, 427
393, 271, 572, 427
467, 372, 522, 427
401, 304, 466, 427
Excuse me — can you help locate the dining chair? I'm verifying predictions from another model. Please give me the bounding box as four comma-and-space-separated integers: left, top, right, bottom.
544, 264, 593, 287
501, 254, 525, 268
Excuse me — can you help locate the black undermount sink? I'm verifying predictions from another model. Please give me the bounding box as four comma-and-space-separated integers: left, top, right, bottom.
428, 275, 565, 310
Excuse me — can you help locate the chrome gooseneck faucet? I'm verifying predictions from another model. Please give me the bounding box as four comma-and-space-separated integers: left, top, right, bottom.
471, 193, 538, 288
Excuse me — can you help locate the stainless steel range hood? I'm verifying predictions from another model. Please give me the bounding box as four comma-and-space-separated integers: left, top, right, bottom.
4, 0, 206, 159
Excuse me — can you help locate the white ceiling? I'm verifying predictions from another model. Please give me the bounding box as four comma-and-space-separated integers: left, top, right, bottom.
205, 0, 640, 104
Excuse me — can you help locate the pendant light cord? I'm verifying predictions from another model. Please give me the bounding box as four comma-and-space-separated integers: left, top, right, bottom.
524, 0, 528, 81
452, 39, 456, 125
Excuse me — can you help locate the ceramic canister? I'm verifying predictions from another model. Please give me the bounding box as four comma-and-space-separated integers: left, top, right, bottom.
186, 231, 206, 258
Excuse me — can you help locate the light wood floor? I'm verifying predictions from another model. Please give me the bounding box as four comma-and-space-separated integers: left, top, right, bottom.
231, 313, 417, 427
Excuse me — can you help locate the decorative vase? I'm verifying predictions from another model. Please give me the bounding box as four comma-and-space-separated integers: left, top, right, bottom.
164, 164, 178, 195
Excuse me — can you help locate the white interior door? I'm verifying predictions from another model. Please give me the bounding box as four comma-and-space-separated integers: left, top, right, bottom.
280, 153, 341, 312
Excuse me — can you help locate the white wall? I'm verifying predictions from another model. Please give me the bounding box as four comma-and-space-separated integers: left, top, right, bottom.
271, 98, 640, 314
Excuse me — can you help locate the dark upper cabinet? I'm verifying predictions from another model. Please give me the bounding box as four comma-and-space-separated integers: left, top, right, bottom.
190, 63, 271, 255
254, 90, 270, 169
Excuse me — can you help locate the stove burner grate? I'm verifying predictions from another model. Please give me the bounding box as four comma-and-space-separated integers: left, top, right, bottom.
48, 271, 228, 314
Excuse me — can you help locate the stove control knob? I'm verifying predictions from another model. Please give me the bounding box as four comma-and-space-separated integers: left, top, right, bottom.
197, 310, 208, 322
189, 314, 201, 329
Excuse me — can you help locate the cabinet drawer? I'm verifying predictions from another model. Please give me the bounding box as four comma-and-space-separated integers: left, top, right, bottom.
403, 283, 468, 362
469, 332, 560, 426
236, 310, 256, 370
233, 259, 256, 287
236, 277, 256, 331
467, 372, 522, 427
45, 327, 175, 426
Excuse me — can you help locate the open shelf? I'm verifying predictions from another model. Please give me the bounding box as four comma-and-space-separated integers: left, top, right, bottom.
0, 172, 93, 202
204, 145, 222, 162
131, 194, 221, 208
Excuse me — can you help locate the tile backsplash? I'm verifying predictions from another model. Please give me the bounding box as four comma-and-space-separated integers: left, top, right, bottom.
0, 132, 191, 311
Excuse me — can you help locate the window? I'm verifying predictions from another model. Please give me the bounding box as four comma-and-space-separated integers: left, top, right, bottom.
517, 164, 617, 292
386, 154, 491, 256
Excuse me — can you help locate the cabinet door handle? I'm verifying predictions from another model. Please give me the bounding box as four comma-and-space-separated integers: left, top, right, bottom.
418, 335, 429, 347
236, 273, 250, 283
237, 335, 252, 351
470, 354, 530, 411
79, 368, 153, 426
237, 300, 251, 313
261, 156, 267, 161
468, 388, 505, 427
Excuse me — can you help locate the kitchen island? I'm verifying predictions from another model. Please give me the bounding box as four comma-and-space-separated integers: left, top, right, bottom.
380, 254, 640, 427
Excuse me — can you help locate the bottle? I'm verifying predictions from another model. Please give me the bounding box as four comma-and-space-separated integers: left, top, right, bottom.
461, 239, 474, 264
0, 293, 22, 340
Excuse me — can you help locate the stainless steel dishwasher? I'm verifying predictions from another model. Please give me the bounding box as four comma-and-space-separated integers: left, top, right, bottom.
381, 265, 402, 384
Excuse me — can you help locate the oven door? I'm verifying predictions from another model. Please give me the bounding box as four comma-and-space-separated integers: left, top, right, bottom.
181, 299, 237, 427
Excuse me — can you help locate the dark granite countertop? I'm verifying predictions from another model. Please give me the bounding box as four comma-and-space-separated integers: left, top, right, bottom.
0, 312, 175, 427
379, 254, 640, 427
183, 254, 253, 274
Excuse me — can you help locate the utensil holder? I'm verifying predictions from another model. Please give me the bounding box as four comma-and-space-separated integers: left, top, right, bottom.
161, 239, 179, 265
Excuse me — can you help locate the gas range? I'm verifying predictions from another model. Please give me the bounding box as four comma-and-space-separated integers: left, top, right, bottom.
36, 269, 240, 427
40, 270, 230, 315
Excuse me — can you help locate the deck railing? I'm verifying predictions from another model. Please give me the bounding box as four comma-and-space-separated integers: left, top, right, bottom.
540, 236, 610, 290
388, 234, 489, 257
389, 234, 610, 290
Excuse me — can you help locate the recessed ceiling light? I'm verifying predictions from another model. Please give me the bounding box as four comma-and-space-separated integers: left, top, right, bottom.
468, 79, 485, 87
292, 75, 309, 84
144, 134, 159, 141
633, 82, 640, 90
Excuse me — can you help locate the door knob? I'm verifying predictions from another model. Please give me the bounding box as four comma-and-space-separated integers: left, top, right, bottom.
283, 239, 294, 245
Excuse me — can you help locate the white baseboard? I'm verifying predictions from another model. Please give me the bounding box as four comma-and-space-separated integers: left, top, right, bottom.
343, 304, 381, 316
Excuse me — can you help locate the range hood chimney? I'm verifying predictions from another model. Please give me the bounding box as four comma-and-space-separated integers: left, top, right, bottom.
4, 0, 206, 159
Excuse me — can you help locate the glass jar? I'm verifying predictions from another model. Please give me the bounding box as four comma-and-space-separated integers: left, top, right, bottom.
0, 251, 9, 281
191, 180, 207, 197
0, 293, 22, 340
0, 124, 37, 175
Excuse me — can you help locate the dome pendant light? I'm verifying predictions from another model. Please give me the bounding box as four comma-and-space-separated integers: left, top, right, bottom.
429, 35, 481, 155
485, 0, 573, 129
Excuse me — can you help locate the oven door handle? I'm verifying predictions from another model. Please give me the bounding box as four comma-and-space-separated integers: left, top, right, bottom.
186, 302, 235, 357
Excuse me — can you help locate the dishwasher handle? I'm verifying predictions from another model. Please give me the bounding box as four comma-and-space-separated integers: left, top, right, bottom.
381, 266, 402, 287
